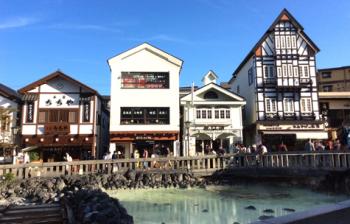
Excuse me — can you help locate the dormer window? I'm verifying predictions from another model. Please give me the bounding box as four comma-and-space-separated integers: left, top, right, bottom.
204, 91, 218, 99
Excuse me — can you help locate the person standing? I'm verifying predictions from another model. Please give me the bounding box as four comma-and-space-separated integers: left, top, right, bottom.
304, 139, 315, 152
143, 149, 149, 169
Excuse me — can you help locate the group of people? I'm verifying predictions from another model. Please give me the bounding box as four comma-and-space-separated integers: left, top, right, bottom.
304, 138, 344, 151
230, 143, 268, 155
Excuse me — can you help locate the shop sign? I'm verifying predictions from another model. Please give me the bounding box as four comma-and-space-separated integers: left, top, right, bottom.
203, 126, 224, 131
258, 123, 323, 131
135, 135, 152, 140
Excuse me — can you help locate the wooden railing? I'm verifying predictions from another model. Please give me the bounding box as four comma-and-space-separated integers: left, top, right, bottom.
1, 152, 350, 179
0, 155, 232, 179
231, 151, 350, 170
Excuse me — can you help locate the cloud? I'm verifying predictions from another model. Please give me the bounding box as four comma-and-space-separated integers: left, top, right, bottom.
0, 17, 37, 29
48, 23, 122, 33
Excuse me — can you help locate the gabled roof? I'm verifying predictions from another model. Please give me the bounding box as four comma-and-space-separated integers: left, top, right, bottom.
107, 42, 183, 68
229, 8, 320, 84
181, 82, 245, 104
18, 70, 98, 95
201, 70, 218, 82
0, 83, 21, 101
318, 66, 350, 72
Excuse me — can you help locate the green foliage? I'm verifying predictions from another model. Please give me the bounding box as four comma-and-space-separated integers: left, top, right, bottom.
29, 151, 40, 161
3, 172, 15, 182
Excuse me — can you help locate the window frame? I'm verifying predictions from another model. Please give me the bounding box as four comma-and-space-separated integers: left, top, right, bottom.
265, 98, 277, 113
300, 98, 312, 113
283, 98, 294, 112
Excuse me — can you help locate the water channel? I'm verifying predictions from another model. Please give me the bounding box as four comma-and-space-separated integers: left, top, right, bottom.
109, 184, 348, 224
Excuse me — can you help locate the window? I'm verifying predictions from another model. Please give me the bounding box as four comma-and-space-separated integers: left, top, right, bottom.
283, 98, 294, 112
69, 111, 78, 123
263, 65, 274, 78
291, 36, 297, 48
299, 65, 310, 78
49, 110, 59, 123
282, 64, 288, 77
26, 102, 34, 123
1, 116, 10, 132
215, 110, 219, 119
288, 64, 293, 77
323, 85, 333, 92
265, 98, 277, 113
286, 36, 291, 48
294, 67, 299, 77
207, 110, 212, 119
220, 110, 225, 118
196, 110, 201, 119
322, 72, 331, 78
201, 110, 207, 119
300, 98, 312, 112
120, 107, 169, 125
83, 102, 90, 122
275, 36, 280, 49
226, 110, 230, 119
237, 85, 240, 94
204, 91, 218, 99
277, 67, 282, 77
280, 36, 285, 49
121, 72, 169, 89
248, 67, 254, 86
38, 111, 47, 123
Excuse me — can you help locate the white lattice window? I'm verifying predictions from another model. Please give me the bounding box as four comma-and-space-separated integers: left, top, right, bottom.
300, 98, 312, 112
291, 36, 297, 48
263, 65, 274, 78
275, 36, 280, 49
265, 98, 277, 113
286, 36, 291, 48
283, 98, 294, 112
280, 36, 285, 49
288, 64, 293, 77
294, 67, 299, 77
299, 65, 310, 78
282, 64, 288, 77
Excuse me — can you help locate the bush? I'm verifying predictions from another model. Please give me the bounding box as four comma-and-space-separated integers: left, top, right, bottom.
3, 172, 15, 182
29, 151, 40, 161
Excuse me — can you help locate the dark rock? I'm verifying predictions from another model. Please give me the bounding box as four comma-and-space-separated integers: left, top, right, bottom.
263, 209, 274, 213
244, 205, 256, 210
283, 208, 296, 212
125, 169, 137, 182
259, 215, 274, 220
202, 209, 208, 212
233, 222, 240, 224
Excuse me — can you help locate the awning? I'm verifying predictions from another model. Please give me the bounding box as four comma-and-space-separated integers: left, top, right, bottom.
22, 94, 38, 101
21, 146, 38, 152
191, 133, 211, 140
262, 131, 328, 140
215, 132, 237, 140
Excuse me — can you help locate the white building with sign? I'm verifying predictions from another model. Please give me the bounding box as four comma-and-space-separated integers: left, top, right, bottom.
180, 71, 245, 156
228, 9, 327, 150
18, 71, 109, 161
108, 43, 183, 158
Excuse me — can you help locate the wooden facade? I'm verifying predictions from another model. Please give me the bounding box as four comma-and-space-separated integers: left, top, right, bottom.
18, 71, 109, 161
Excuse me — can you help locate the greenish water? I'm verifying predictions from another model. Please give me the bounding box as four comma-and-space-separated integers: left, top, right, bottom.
108, 185, 348, 224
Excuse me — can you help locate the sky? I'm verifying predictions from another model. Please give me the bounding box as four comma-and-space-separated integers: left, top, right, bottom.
1, 0, 350, 95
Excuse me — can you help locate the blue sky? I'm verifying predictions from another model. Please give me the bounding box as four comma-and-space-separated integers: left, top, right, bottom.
1, 0, 350, 95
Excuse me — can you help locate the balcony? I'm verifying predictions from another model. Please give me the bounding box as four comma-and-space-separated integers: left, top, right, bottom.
265, 113, 279, 120
44, 123, 70, 135
299, 78, 312, 86
283, 112, 296, 120
300, 112, 316, 120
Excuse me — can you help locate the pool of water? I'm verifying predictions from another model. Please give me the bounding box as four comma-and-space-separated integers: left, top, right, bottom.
108, 184, 348, 224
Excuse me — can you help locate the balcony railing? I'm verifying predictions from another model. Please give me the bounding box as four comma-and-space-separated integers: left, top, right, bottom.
263, 78, 277, 85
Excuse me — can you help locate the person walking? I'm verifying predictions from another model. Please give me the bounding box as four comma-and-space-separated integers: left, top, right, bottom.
143, 149, 149, 169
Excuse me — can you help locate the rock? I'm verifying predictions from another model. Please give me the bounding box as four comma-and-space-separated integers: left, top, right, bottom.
283, 208, 296, 212
233, 222, 240, 224
202, 209, 208, 212
124, 169, 136, 182
56, 180, 66, 191
259, 215, 274, 220
263, 209, 274, 213
244, 205, 256, 210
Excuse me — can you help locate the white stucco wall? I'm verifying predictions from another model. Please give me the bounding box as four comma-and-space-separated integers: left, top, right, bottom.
109, 47, 181, 132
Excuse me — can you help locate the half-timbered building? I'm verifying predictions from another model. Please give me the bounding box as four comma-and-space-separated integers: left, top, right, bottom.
18, 71, 109, 161
229, 9, 327, 150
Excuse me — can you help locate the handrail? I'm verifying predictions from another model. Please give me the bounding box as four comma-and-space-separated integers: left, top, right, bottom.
0, 152, 349, 179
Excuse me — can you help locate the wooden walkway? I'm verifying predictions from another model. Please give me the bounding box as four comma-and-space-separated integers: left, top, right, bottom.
0, 203, 65, 224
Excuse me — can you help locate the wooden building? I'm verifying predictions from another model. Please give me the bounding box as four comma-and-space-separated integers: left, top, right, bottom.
18, 71, 109, 162
229, 9, 327, 150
